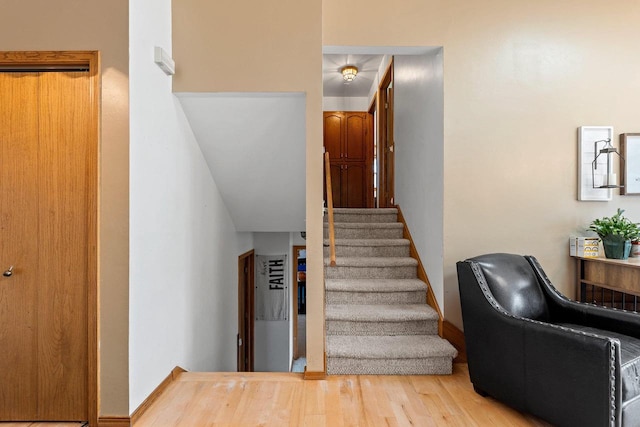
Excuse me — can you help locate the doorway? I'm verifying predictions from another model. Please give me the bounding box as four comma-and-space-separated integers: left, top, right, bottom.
291, 246, 306, 372
237, 250, 255, 372
0, 51, 99, 423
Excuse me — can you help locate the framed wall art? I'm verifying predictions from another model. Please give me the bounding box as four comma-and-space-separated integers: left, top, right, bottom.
578, 126, 614, 201
620, 133, 640, 195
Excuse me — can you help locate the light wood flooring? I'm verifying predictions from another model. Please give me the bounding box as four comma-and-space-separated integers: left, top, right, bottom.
134, 364, 550, 426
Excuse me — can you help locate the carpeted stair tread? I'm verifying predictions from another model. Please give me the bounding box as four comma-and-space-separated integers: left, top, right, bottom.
330, 208, 398, 215
326, 304, 438, 322
325, 257, 418, 267
325, 278, 427, 293
325, 238, 409, 247
324, 222, 405, 240
327, 335, 458, 359
325, 222, 404, 230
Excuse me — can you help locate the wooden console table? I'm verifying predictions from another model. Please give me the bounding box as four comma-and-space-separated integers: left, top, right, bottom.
575, 256, 640, 311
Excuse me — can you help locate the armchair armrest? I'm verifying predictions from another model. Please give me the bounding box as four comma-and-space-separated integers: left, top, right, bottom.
521, 317, 622, 427
526, 255, 640, 339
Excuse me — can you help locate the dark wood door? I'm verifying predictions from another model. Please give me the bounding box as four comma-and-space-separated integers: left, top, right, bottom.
323, 112, 343, 161
237, 250, 254, 372
342, 164, 367, 208
0, 70, 94, 421
344, 113, 368, 162
323, 111, 373, 208
379, 60, 395, 207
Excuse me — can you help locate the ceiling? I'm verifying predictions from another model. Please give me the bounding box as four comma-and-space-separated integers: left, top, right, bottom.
323, 54, 384, 98
177, 93, 306, 232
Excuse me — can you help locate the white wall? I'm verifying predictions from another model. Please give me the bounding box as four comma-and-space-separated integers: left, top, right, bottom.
323, 96, 370, 111
253, 232, 293, 372
177, 93, 307, 232
394, 51, 445, 309
129, 0, 253, 410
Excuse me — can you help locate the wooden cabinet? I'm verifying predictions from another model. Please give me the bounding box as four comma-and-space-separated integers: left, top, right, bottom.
323, 112, 372, 208
575, 256, 640, 311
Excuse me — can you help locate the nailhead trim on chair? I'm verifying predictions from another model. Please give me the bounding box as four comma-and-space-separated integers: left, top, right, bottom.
468, 260, 619, 426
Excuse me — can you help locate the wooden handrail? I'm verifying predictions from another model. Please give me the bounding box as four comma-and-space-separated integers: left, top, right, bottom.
324, 152, 337, 267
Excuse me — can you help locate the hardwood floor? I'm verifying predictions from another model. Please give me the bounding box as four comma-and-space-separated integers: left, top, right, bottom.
134, 364, 550, 426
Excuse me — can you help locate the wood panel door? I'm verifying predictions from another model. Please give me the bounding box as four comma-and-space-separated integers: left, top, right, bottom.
344, 113, 368, 162
379, 61, 395, 207
323, 111, 373, 208
237, 250, 255, 372
0, 65, 96, 421
342, 164, 367, 208
323, 113, 343, 161
328, 163, 342, 207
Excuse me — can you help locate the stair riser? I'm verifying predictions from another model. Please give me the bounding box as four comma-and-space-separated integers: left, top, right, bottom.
326, 290, 425, 305
325, 266, 417, 279
325, 227, 404, 239
327, 213, 398, 223
326, 320, 438, 336
324, 245, 410, 258
327, 357, 453, 375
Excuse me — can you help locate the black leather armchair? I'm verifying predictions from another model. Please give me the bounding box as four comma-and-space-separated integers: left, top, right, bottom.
457, 253, 640, 427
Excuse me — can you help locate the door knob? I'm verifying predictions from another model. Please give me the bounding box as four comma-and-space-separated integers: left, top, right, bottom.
3, 266, 14, 277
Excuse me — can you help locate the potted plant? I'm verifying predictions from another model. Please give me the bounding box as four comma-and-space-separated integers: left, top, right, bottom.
589, 208, 640, 260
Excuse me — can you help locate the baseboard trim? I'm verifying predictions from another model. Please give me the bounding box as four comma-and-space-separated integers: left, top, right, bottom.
130, 366, 187, 424
98, 416, 130, 427
443, 320, 467, 363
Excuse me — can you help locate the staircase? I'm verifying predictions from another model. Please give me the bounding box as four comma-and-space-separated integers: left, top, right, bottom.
324, 208, 457, 375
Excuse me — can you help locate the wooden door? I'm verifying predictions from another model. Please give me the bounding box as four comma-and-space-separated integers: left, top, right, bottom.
379, 60, 395, 207
237, 250, 255, 372
0, 65, 95, 421
323, 113, 343, 161
342, 164, 367, 208
329, 163, 342, 207
323, 111, 373, 208
344, 113, 367, 162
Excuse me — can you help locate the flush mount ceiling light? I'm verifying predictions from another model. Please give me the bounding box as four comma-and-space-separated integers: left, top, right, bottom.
341, 65, 358, 82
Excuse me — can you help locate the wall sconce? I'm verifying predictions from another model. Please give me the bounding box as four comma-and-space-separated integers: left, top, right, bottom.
592, 138, 624, 189
341, 65, 358, 82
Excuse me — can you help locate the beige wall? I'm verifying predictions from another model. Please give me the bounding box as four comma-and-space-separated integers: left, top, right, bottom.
173, 0, 325, 372
0, 0, 130, 416
323, 0, 640, 327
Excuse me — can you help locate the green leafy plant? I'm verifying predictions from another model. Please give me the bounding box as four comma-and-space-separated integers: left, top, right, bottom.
589, 208, 640, 241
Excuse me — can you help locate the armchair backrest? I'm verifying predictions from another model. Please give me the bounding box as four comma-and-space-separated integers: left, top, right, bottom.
469, 253, 550, 321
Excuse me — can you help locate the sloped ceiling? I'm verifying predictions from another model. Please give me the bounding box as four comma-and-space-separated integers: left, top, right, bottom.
177, 93, 306, 232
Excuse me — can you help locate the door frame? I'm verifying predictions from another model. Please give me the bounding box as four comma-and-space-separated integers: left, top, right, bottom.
378, 58, 395, 207
0, 51, 99, 425
237, 249, 255, 372
368, 95, 378, 207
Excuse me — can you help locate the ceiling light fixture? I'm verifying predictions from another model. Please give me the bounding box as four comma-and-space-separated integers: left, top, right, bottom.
341, 65, 358, 82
